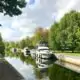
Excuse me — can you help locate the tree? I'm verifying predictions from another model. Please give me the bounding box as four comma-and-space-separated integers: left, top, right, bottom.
49, 22, 60, 50
0, 0, 26, 17
0, 33, 5, 56
19, 36, 34, 49
49, 10, 80, 52
59, 11, 79, 52
19, 39, 26, 49
25, 36, 34, 48
34, 27, 49, 45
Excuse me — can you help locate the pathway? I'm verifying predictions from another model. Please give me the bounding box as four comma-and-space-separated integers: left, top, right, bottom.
0, 59, 24, 80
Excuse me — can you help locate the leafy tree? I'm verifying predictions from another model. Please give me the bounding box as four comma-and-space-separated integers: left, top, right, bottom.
25, 36, 34, 48
19, 39, 26, 49
49, 22, 60, 50
59, 11, 79, 52
0, 33, 5, 56
0, 0, 26, 17
34, 27, 49, 45
49, 11, 80, 52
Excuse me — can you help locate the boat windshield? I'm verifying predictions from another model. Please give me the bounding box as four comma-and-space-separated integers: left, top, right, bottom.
39, 49, 49, 50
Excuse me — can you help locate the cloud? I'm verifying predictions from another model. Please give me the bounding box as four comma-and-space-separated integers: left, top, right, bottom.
25, 0, 57, 27
11, 16, 37, 40
0, 27, 21, 41
28, 0, 35, 5
55, 0, 78, 21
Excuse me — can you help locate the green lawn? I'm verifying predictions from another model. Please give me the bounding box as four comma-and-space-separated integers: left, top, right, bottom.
62, 53, 80, 56
54, 51, 80, 56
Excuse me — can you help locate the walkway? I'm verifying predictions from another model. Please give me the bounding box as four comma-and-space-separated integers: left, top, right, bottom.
0, 59, 24, 80
55, 53, 80, 66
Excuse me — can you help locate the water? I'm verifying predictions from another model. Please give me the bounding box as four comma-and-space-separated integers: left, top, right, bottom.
5, 57, 36, 80
4, 55, 80, 80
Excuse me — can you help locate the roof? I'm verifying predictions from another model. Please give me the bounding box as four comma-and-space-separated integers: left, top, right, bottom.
37, 46, 49, 50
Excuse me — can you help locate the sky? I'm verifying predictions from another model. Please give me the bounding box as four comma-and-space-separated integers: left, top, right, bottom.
0, 0, 80, 41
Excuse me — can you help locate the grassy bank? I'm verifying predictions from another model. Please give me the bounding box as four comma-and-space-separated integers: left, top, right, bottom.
61, 53, 80, 56
54, 51, 80, 56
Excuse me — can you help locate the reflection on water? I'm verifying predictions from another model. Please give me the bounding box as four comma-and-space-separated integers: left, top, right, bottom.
55, 60, 80, 73
5, 57, 36, 80
35, 57, 54, 80
5, 53, 80, 80
48, 63, 80, 80
36, 57, 53, 69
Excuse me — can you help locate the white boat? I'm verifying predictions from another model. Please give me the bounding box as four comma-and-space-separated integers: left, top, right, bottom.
36, 46, 53, 59
11, 48, 17, 53
21, 47, 30, 57
30, 49, 36, 59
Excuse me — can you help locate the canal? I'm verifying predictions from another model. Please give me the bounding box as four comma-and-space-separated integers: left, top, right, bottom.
4, 53, 80, 80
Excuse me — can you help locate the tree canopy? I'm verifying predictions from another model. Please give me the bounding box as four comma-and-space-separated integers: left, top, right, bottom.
0, 0, 26, 17
49, 11, 80, 52
0, 33, 5, 56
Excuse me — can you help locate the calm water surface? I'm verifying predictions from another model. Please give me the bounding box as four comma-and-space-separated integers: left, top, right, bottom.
5, 56, 80, 80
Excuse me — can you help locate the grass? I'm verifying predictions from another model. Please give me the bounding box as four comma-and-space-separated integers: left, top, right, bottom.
54, 50, 80, 56
62, 53, 80, 56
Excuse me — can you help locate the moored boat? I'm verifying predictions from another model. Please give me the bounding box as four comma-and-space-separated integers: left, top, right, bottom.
36, 46, 53, 59
21, 47, 30, 57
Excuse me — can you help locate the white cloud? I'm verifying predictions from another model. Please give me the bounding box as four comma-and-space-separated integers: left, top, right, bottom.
55, 0, 78, 21
11, 17, 37, 40
0, 27, 21, 41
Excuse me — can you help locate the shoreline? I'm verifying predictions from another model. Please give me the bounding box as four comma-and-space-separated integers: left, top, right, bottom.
55, 53, 80, 67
